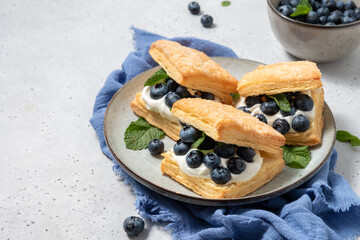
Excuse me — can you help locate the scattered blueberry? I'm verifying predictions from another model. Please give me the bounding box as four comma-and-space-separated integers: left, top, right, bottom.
317, 7, 330, 16
245, 96, 263, 108
186, 150, 204, 168
278, 5, 293, 17
260, 101, 279, 116
210, 166, 231, 184
201, 15, 213, 28
294, 94, 314, 111
273, 119, 291, 134
197, 135, 216, 150
148, 139, 164, 155
307, 11, 319, 23
292, 114, 311, 132
188, 2, 200, 14
237, 106, 251, 114
150, 83, 169, 100
204, 152, 221, 169
173, 139, 191, 156
280, 106, 297, 117
236, 147, 255, 163
123, 216, 145, 236
166, 79, 179, 92
342, 16, 357, 23
180, 125, 200, 143
201, 92, 215, 100
318, 15, 328, 24
176, 86, 191, 98
165, 92, 181, 108
227, 157, 246, 174
345, 0, 357, 10
255, 114, 267, 124
214, 143, 235, 158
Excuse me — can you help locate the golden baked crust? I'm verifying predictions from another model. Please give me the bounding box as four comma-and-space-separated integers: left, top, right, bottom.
161, 149, 284, 199
149, 40, 238, 102
171, 98, 285, 154
130, 93, 181, 141
285, 88, 324, 146
237, 61, 322, 97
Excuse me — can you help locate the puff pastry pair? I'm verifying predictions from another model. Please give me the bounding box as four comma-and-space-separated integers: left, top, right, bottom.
131, 40, 238, 140
237, 61, 324, 146
161, 98, 285, 199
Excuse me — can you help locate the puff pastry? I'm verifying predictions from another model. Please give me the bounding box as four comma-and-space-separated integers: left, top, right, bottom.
160, 98, 286, 199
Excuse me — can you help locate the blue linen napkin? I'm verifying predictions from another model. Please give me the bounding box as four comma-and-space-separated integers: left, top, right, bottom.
90, 27, 360, 240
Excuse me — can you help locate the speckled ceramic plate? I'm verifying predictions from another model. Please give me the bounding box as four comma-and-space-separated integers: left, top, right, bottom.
104, 57, 336, 206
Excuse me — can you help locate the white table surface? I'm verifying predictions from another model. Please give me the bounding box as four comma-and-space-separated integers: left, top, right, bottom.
1, 0, 359, 239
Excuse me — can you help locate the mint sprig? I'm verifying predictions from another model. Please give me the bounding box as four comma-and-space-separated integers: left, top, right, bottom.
282, 145, 311, 169
336, 130, 360, 147
267, 93, 291, 112
144, 68, 169, 87
192, 132, 206, 149
124, 117, 165, 150
230, 93, 240, 102
290, 0, 312, 17
222, 1, 231, 6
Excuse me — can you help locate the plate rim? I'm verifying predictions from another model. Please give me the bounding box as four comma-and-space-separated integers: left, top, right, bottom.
103, 57, 336, 206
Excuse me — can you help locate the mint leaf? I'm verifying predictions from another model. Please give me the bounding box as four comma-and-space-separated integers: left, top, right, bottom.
282, 145, 311, 169
144, 68, 168, 87
192, 132, 206, 149
124, 118, 165, 150
267, 93, 291, 112
222, 1, 231, 6
290, 0, 312, 17
230, 93, 240, 102
336, 130, 360, 147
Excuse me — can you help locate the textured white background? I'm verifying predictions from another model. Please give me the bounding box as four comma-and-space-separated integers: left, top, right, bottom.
0, 0, 359, 239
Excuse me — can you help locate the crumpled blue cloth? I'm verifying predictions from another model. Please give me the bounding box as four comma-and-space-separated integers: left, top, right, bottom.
90, 27, 360, 240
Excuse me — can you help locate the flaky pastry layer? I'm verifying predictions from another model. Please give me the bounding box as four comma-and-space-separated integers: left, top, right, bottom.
171, 98, 285, 154
237, 61, 322, 97
161, 149, 284, 199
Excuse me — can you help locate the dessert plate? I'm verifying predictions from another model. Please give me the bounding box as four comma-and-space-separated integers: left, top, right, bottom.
104, 57, 336, 206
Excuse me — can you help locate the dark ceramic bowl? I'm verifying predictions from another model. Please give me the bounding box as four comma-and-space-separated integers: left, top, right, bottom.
267, 0, 360, 62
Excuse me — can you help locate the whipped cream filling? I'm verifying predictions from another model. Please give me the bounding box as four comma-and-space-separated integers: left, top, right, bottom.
235, 90, 316, 133
172, 148, 263, 184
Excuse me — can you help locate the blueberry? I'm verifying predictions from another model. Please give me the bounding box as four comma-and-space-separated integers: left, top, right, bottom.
210, 166, 231, 184
318, 15, 328, 24
307, 11, 319, 23
237, 106, 251, 114
342, 16, 357, 23
294, 94, 314, 111
227, 157, 246, 174
214, 143, 235, 158
280, 106, 297, 117
150, 83, 170, 100
165, 92, 181, 108
204, 152, 221, 169
255, 114, 267, 124
279, 0, 290, 6
123, 216, 145, 236
290, 0, 300, 7
344, 9, 355, 17
316, 7, 330, 16
322, 0, 336, 11
278, 5, 293, 17
245, 96, 263, 108
201, 15, 213, 28
312, 1, 322, 10
328, 10, 342, 24
260, 101, 279, 116
345, 0, 357, 10
186, 150, 204, 168
325, 21, 336, 25
197, 135, 216, 150
188, 2, 200, 14
176, 86, 191, 98
236, 147, 255, 163
148, 139, 164, 155
354, 8, 360, 20
173, 139, 191, 156
273, 119, 291, 134
166, 78, 179, 92
201, 92, 215, 100
180, 125, 200, 143
292, 115, 310, 132
336, 1, 345, 11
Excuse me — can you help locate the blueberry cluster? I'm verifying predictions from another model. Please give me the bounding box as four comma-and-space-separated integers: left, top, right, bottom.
237, 92, 314, 134
149, 78, 216, 108
174, 125, 256, 184
278, 0, 360, 25
188, 2, 214, 27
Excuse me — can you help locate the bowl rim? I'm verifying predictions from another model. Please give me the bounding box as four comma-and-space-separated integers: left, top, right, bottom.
267, 0, 360, 29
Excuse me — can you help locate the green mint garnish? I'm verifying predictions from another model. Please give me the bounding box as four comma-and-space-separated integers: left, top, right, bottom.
282, 145, 311, 169
290, 0, 312, 17
336, 130, 360, 147
230, 93, 240, 102
192, 132, 206, 149
144, 68, 169, 87
124, 117, 165, 150
222, 1, 231, 6
267, 93, 291, 112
